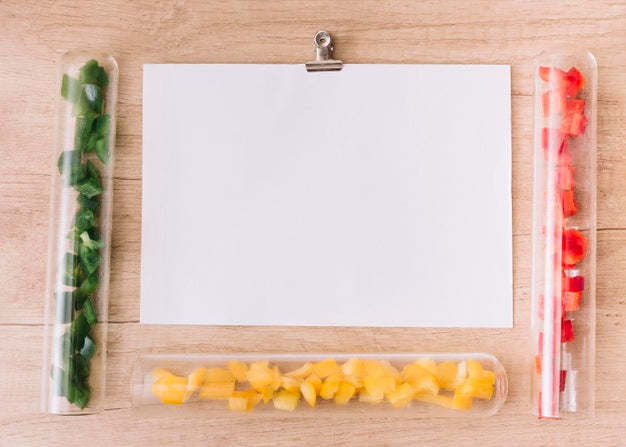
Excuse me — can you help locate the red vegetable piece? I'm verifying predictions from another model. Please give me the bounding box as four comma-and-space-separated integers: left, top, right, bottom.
562, 228, 588, 265
538, 66, 569, 86
561, 190, 578, 217
565, 67, 585, 98
562, 276, 584, 292
562, 291, 582, 312
567, 99, 585, 114
559, 370, 567, 393
561, 110, 588, 136
542, 89, 567, 117
561, 319, 574, 343
557, 166, 575, 190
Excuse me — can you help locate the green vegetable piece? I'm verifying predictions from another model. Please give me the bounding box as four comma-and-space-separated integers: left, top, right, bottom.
80, 336, 96, 360
72, 84, 102, 116
70, 312, 90, 350
83, 298, 97, 325
74, 110, 96, 152
77, 193, 99, 212
61, 74, 81, 103
79, 59, 100, 84
94, 137, 109, 164
97, 66, 108, 88
85, 160, 101, 181
54, 291, 75, 324
94, 114, 110, 137
76, 177, 103, 199
78, 272, 99, 295
57, 151, 85, 186
80, 231, 104, 251
73, 354, 90, 379
74, 208, 95, 233
73, 383, 91, 409
78, 242, 102, 276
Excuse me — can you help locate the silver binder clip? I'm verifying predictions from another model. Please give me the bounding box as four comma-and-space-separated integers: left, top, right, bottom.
305, 31, 343, 72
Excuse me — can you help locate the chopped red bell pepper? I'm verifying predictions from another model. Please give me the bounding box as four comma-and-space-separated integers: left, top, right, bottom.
562, 228, 588, 265
542, 89, 567, 117
567, 98, 585, 114
559, 370, 567, 393
565, 67, 585, 98
562, 291, 582, 312
561, 319, 574, 342
539, 66, 570, 87
562, 275, 584, 292
561, 110, 588, 136
557, 166, 575, 190
561, 190, 578, 217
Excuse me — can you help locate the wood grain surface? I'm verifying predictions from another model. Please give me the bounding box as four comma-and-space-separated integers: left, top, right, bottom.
1, 1, 625, 445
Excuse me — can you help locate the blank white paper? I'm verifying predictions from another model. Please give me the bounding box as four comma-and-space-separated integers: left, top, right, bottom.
141, 64, 512, 327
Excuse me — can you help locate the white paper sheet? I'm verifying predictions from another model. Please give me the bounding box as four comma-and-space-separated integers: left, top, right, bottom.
141, 64, 512, 327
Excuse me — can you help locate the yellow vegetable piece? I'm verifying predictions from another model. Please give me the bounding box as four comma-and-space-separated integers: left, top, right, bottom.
281, 375, 301, 392
379, 360, 401, 382
187, 367, 207, 393
312, 358, 341, 378
204, 367, 235, 383
387, 382, 414, 408
415, 392, 454, 409
199, 380, 235, 400
334, 381, 356, 405
358, 389, 383, 404
415, 358, 437, 375
407, 374, 439, 395
305, 374, 323, 394
320, 374, 342, 400
363, 375, 396, 401
285, 362, 313, 379
259, 386, 275, 404
300, 380, 317, 407
466, 360, 488, 379
229, 390, 262, 411
435, 361, 458, 390
401, 361, 432, 382
341, 358, 364, 378
457, 377, 494, 400
227, 360, 248, 382
452, 389, 474, 410
151, 375, 188, 405
246, 361, 275, 389
363, 359, 384, 378
273, 390, 300, 411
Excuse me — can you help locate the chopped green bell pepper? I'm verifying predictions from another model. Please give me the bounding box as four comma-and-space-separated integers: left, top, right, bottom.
57, 151, 85, 186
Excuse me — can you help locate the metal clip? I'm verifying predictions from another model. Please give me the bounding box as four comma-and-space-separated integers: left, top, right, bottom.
305, 31, 343, 72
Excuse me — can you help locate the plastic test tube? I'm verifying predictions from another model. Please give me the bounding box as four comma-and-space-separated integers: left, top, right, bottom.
530, 50, 597, 418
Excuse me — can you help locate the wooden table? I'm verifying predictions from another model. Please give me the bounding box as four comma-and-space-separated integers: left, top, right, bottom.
1, 1, 625, 445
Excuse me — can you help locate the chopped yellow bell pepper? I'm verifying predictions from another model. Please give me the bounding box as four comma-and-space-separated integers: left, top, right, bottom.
273, 390, 300, 411
281, 375, 301, 392
151, 374, 188, 405
434, 361, 458, 390
334, 381, 356, 405
285, 362, 313, 379
246, 361, 275, 390
363, 359, 384, 378
228, 390, 262, 412
300, 380, 317, 407
306, 374, 323, 394
363, 375, 396, 400
320, 374, 342, 400
386, 382, 415, 408
452, 389, 473, 410
408, 374, 439, 395
341, 358, 364, 378
227, 360, 248, 382
204, 367, 235, 383
312, 358, 341, 378
186, 367, 206, 393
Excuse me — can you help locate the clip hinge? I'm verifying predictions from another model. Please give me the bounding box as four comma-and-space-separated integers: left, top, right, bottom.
305, 31, 343, 72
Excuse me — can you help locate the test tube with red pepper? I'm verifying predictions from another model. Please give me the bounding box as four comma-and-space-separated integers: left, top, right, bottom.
530, 50, 596, 418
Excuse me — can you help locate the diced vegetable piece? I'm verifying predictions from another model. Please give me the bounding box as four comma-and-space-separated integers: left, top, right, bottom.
71, 382, 91, 409
94, 113, 110, 136
246, 361, 275, 389
79, 231, 104, 251
561, 319, 575, 343
79, 84, 103, 115
186, 367, 207, 393
199, 380, 235, 400
452, 389, 473, 410
538, 66, 569, 86
435, 361, 458, 390
414, 392, 454, 409
557, 166, 575, 190
227, 395, 248, 412
363, 359, 384, 378
82, 297, 97, 325
77, 193, 100, 212
567, 99, 585, 114
95, 137, 109, 164
386, 382, 414, 408
300, 380, 317, 407
79, 59, 101, 84
73, 354, 89, 379
57, 151, 85, 186
74, 208, 96, 232
76, 177, 103, 199
76, 274, 98, 306
273, 390, 300, 411
80, 336, 96, 360
562, 275, 584, 292
320, 374, 342, 400
363, 375, 396, 400
379, 360, 401, 383
281, 375, 301, 392
74, 111, 96, 152
562, 291, 582, 312
227, 360, 248, 382
306, 374, 323, 394
341, 358, 364, 380
205, 367, 235, 383
152, 374, 188, 405
561, 190, 578, 217
85, 160, 100, 181
407, 374, 439, 395
542, 89, 567, 117
70, 313, 90, 350
457, 377, 494, 400
562, 229, 588, 265
312, 358, 341, 378
561, 110, 588, 136
228, 390, 262, 412
285, 362, 313, 379
78, 242, 102, 276
565, 67, 585, 98
61, 74, 81, 102
334, 381, 356, 405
